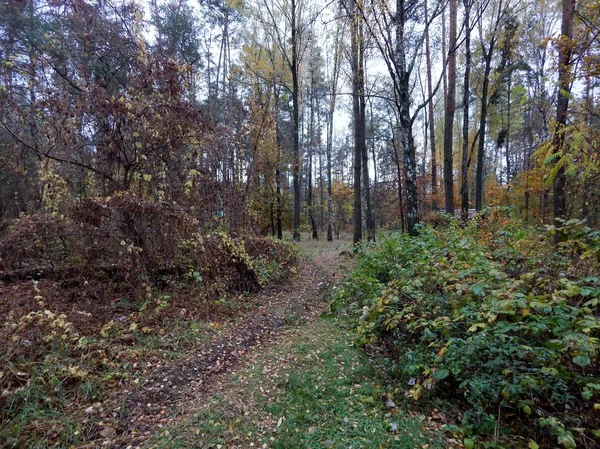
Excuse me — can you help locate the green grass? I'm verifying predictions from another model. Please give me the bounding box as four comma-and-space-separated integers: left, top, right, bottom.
0, 364, 97, 448
147, 316, 443, 449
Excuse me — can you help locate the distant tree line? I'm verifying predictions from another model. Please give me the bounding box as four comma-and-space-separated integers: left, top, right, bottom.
1, 0, 598, 240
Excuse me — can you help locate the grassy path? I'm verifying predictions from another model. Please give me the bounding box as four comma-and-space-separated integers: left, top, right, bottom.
147, 315, 443, 449
101, 245, 334, 447
1, 239, 450, 449
142, 244, 445, 449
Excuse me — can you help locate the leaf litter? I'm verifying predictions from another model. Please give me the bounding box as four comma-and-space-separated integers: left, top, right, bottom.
97, 249, 340, 448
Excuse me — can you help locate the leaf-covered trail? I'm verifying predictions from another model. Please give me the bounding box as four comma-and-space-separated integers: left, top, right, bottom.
98, 244, 447, 449
106, 246, 342, 448
147, 307, 442, 449
139, 244, 445, 449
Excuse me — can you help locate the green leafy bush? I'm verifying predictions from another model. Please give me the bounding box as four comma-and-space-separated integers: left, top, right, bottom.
337, 212, 600, 447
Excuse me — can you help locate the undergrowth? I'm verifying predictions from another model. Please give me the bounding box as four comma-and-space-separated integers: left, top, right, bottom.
0, 199, 298, 448
335, 208, 600, 448
0, 283, 221, 448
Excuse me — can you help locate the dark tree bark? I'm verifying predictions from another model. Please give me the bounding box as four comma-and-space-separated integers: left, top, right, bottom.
505, 73, 512, 183
460, 0, 471, 219
475, 1, 503, 211
391, 122, 405, 233
442, 8, 448, 111
259, 0, 306, 239
553, 0, 575, 242
276, 163, 283, 239
475, 56, 492, 211
350, 0, 363, 244
424, 0, 438, 210
443, 0, 457, 214
274, 84, 284, 240
318, 108, 324, 230
351, 0, 432, 235
326, 80, 336, 242
291, 0, 301, 242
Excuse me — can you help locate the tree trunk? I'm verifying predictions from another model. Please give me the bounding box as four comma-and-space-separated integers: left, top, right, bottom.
359, 16, 374, 242
318, 112, 324, 230
460, 0, 471, 220
395, 0, 419, 235
370, 100, 378, 229
270, 199, 276, 236
553, 0, 575, 243
327, 17, 343, 242
542, 189, 549, 223
505, 73, 512, 183
391, 123, 405, 233
442, 9, 448, 111
274, 86, 284, 240
309, 74, 318, 240
475, 48, 493, 211
327, 102, 335, 241
350, 0, 363, 244
326, 159, 334, 240
276, 165, 283, 239
524, 109, 534, 221
308, 148, 318, 239
362, 132, 374, 241
581, 72, 592, 221
443, 0, 457, 214
425, 0, 437, 210
291, 0, 301, 242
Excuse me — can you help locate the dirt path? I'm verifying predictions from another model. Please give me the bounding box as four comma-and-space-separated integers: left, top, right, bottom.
138, 245, 448, 449
106, 248, 344, 448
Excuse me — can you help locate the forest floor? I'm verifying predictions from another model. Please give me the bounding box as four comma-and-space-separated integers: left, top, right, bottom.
111, 241, 343, 448
2, 237, 456, 448
121, 240, 453, 449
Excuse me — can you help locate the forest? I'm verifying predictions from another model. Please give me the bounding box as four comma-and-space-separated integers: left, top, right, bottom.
0, 0, 599, 448
0, 0, 597, 238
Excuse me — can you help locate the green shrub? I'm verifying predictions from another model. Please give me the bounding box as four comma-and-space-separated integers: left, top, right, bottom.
337, 212, 600, 447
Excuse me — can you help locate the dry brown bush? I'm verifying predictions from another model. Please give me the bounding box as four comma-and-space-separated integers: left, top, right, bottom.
0, 214, 78, 273
0, 193, 297, 295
